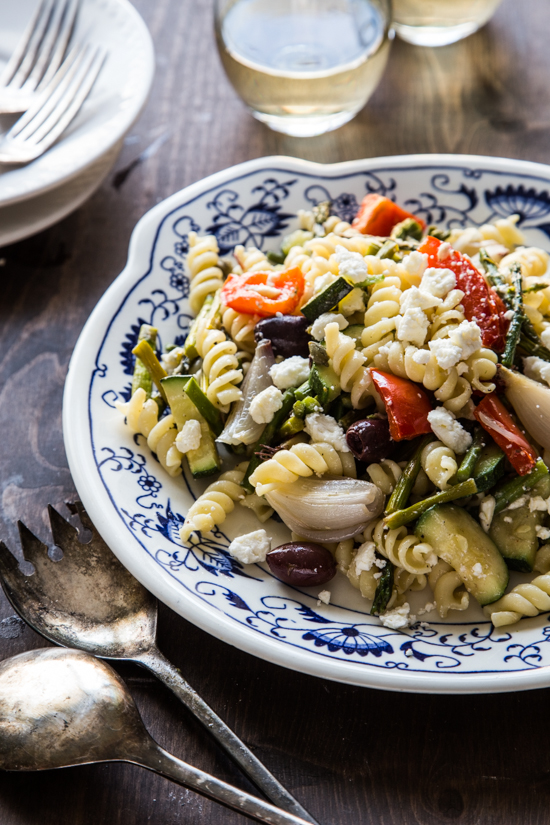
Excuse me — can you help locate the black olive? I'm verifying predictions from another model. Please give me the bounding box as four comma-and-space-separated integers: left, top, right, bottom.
266, 542, 336, 587
255, 315, 310, 358
346, 418, 394, 463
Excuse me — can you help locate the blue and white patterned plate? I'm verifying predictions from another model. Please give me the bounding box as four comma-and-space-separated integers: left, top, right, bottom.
64, 154, 550, 694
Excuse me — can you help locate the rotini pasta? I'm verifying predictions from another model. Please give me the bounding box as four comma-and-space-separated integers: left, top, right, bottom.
187, 232, 224, 316
234, 245, 273, 272
484, 572, 550, 627
180, 463, 247, 541
194, 311, 243, 412
249, 441, 356, 497
421, 441, 458, 490
428, 560, 469, 618
366, 459, 402, 496
325, 322, 375, 408
221, 305, 258, 353
366, 519, 437, 575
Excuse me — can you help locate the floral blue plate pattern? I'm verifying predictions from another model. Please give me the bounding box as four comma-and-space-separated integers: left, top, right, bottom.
64, 155, 550, 694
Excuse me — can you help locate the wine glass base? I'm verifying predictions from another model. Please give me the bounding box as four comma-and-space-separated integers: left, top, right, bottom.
250, 107, 361, 138
394, 20, 481, 46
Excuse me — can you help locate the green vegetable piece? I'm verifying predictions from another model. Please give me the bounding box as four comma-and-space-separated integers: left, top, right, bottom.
300, 276, 354, 322
161, 376, 221, 479
415, 504, 509, 606
132, 339, 168, 403
518, 332, 550, 363
490, 474, 550, 572
183, 293, 214, 361
281, 229, 314, 256
456, 428, 486, 482
493, 457, 549, 514
242, 389, 296, 492
266, 250, 286, 266
294, 380, 312, 401
501, 264, 524, 369
377, 240, 400, 260
524, 283, 548, 294
278, 415, 306, 439
293, 397, 322, 419
384, 478, 478, 530
472, 442, 506, 493
308, 341, 329, 366
371, 556, 394, 616
344, 324, 364, 343
312, 200, 331, 225
131, 325, 158, 399
391, 218, 423, 242
426, 225, 450, 241
310, 364, 341, 406
165, 375, 223, 437
386, 435, 433, 515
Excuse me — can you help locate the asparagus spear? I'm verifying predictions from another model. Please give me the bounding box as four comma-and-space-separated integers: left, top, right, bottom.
501, 264, 524, 368
242, 389, 296, 492
493, 457, 549, 514
385, 434, 433, 514
132, 339, 168, 403
371, 557, 394, 616
131, 324, 158, 398
456, 427, 486, 483
383, 479, 478, 530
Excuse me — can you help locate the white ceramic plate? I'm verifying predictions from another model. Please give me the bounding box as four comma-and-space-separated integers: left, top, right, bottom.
0, 0, 154, 206
64, 154, 550, 694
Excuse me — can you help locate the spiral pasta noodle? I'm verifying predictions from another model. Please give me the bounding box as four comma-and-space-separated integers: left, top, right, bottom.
221, 306, 258, 353
234, 245, 273, 272
325, 322, 374, 409
239, 492, 274, 523
195, 318, 243, 412
249, 441, 356, 497
484, 573, 550, 627
116, 387, 159, 438
421, 441, 458, 490
180, 464, 247, 541
428, 560, 469, 618
366, 459, 402, 496
187, 233, 224, 316
366, 519, 437, 575
116, 389, 183, 478
361, 277, 402, 363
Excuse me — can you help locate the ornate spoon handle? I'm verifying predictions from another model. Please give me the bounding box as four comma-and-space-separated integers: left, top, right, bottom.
135, 647, 318, 825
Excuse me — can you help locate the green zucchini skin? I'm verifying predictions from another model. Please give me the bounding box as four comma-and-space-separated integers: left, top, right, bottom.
415, 504, 509, 606
300, 277, 354, 322
310, 364, 341, 406
161, 376, 221, 478
489, 475, 550, 572
472, 443, 505, 493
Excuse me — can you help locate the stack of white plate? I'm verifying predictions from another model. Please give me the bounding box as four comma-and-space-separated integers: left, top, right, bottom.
0, 0, 154, 247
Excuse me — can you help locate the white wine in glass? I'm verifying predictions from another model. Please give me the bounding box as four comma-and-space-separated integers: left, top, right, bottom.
215, 0, 392, 137
392, 0, 504, 47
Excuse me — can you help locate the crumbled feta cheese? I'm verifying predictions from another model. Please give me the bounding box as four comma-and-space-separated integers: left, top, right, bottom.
541, 327, 550, 348
523, 356, 550, 387
304, 413, 349, 452
310, 312, 348, 341
339, 287, 365, 316
269, 356, 310, 389
536, 525, 550, 540
437, 242, 453, 261
379, 602, 411, 630
317, 590, 331, 605
479, 496, 496, 533
227, 530, 271, 564
412, 348, 431, 365
175, 419, 202, 454
334, 245, 368, 283
314, 272, 337, 294
504, 309, 515, 321
402, 251, 428, 278
375, 557, 387, 569
354, 541, 376, 574
373, 571, 383, 580
472, 562, 484, 578
400, 286, 441, 313
529, 496, 549, 513
418, 604, 436, 617
405, 648, 413, 657
161, 346, 185, 374
429, 320, 482, 369
503, 516, 512, 523
397, 307, 430, 347
249, 386, 284, 425
420, 267, 456, 298
427, 407, 472, 454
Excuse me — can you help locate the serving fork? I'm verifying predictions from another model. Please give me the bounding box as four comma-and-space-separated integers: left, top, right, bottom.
0, 502, 318, 825
0, 42, 106, 165
0, 0, 79, 114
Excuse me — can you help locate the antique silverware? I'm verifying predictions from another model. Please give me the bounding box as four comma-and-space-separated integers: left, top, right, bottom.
0, 503, 317, 825
0, 42, 106, 164
0, 647, 312, 825
0, 0, 79, 114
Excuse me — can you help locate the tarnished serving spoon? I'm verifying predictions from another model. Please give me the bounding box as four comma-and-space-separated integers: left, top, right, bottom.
0, 647, 311, 825
0, 503, 317, 825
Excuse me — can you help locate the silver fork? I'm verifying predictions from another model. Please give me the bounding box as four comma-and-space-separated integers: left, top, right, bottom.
0, 0, 80, 114
0, 43, 106, 165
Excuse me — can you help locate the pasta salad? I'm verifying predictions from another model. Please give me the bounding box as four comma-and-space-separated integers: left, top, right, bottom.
117, 192, 550, 631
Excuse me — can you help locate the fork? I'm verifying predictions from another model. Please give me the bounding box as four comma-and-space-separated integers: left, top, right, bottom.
0, 0, 79, 115
0, 42, 106, 165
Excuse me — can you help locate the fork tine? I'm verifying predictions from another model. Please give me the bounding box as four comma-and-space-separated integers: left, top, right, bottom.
0, 0, 53, 88
28, 0, 80, 92
6, 0, 57, 91
48, 504, 79, 550
0, 542, 22, 576
17, 521, 49, 565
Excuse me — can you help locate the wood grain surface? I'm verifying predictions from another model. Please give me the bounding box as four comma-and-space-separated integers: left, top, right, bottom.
1, 0, 549, 822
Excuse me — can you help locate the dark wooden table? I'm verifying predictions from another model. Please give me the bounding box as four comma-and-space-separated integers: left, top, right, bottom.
2, 0, 550, 822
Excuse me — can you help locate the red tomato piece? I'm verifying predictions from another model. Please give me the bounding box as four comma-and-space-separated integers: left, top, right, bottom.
370, 368, 433, 441
474, 394, 537, 476
351, 194, 426, 237
220, 268, 304, 317
418, 236, 508, 352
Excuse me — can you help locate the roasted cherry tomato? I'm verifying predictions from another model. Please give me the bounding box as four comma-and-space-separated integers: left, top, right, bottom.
474, 394, 538, 476
418, 236, 508, 352
220, 268, 304, 317
370, 368, 433, 441
351, 194, 426, 236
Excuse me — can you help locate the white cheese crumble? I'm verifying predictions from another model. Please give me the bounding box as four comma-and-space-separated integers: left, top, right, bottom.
504, 309, 515, 321
317, 590, 331, 606
429, 320, 482, 369
161, 346, 185, 374
503, 516, 513, 523
479, 496, 496, 533
334, 244, 368, 283
541, 327, 550, 348
396, 307, 430, 347
402, 251, 428, 278
405, 648, 413, 657
505, 495, 528, 511
313, 272, 337, 294
379, 602, 411, 630
339, 287, 365, 316
418, 603, 436, 616
400, 286, 441, 313
536, 525, 550, 541
437, 242, 453, 261
412, 348, 431, 365
227, 530, 271, 564
175, 419, 202, 454
269, 356, 310, 389
249, 386, 284, 425
310, 312, 348, 342
523, 356, 550, 387
420, 267, 457, 298
472, 562, 484, 578
354, 541, 376, 574
529, 496, 550, 513
427, 406, 472, 454
304, 412, 349, 452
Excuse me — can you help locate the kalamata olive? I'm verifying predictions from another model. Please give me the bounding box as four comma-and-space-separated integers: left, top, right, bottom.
266, 542, 336, 587
255, 315, 310, 358
346, 417, 394, 463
